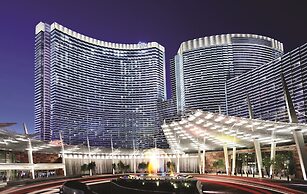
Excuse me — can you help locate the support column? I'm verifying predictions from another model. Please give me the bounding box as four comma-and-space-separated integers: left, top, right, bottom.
270, 131, 276, 177
223, 144, 229, 175
133, 139, 136, 173
23, 123, 35, 179
281, 73, 307, 180
5, 153, 12, 181
176, 153, 180, 173
59, 131, 67, 176
198, 145, 202, 174
254, 139, 263, 177
202, 137, 206, 174
201, 150, 206, 174
232, 147, 236, 176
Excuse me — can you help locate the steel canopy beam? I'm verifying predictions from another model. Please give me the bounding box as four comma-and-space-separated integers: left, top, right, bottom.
247, 95, 263, 178
23, 123, 35, 179
223, 144, 229, 175
281, 73, 307, 180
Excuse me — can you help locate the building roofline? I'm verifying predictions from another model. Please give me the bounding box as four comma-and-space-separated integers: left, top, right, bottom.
226, 42, 307, 84
35, 22, 165, 52
177, 33, 283, 54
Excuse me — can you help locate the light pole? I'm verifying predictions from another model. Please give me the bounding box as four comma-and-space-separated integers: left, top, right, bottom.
23, 123, 35, 179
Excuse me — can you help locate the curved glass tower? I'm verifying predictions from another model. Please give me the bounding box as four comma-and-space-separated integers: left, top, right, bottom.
35, 22, 167, 148
172, 34, 284, 114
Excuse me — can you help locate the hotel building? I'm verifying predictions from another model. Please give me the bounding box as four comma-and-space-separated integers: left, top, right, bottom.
172, 34, 284, 114
35, 22, 167, 148
226, 43, 307, 123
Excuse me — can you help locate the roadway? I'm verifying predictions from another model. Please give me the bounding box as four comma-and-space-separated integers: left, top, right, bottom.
1, 174, 306, 194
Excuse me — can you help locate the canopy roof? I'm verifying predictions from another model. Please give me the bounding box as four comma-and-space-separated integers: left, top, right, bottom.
0, 126, 173, 155
162, 110, 307, 152
1, 112, 307, 155
0, 123, 16, 128
0, 127, 61, 153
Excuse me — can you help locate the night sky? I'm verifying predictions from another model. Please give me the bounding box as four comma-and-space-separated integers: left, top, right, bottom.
0, 0, 307, 133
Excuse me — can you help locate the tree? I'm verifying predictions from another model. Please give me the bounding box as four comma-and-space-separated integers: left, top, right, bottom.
166, 161, 171, 171
272, 154, 285, 179
88, 162, 96, 171
262, 156, 273, 178
272, 152, 295, 180
288, 156, 295, 176
112, 163, 117, 174
124, 164, 130, 173
283, 152, 295, 181
81, 164, 88, 175
213, 159, 225, 174
138, 162, 147, 173
88, 161, 96, 175
117, 160, 125, 173
166, 161, 176, 174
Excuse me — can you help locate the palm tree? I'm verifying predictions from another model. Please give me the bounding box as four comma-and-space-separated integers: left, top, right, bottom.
117, 160, 125, 173
166, 161, 175, 174
124, 164, 130, 173
88, 162, 96, 175
81, 164, 88, 175
138, 162, 147, 173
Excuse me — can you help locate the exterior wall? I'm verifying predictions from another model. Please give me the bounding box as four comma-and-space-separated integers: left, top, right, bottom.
35, 22, 167, 148
158, 99, 177, 121
2, 144, 305, 178
65, 156, 199, 175
34, 24, 51, 141
14, 152, 61, 163
173, 34, 283, 114
205, 150, 225, 172
170, 58, 176, 100
226, 43, 307, 123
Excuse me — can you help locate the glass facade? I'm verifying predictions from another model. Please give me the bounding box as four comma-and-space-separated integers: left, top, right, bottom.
158, 99, 177, 122
172, 34, 284, 114
35, 22, 168, 148
226, 43, 307, 123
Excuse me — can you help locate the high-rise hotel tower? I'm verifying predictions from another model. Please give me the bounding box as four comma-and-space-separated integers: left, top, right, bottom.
171, 34, 284, 114
226, 43, 307, 123
35, 22, 167, 148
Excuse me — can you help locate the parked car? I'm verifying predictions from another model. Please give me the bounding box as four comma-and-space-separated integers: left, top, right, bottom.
60, 180, 94, 194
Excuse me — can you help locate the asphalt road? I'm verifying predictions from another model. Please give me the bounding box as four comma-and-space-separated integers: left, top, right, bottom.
89, 181, 278, 194
2, 175, 307, 194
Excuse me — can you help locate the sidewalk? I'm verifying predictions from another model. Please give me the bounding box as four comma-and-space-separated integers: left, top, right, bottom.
196, 174, 307, 194
205, 172, 297, 181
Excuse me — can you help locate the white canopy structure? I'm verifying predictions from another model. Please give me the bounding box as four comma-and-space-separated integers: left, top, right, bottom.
162, 109, 307, 177
162, 110, 307, 152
